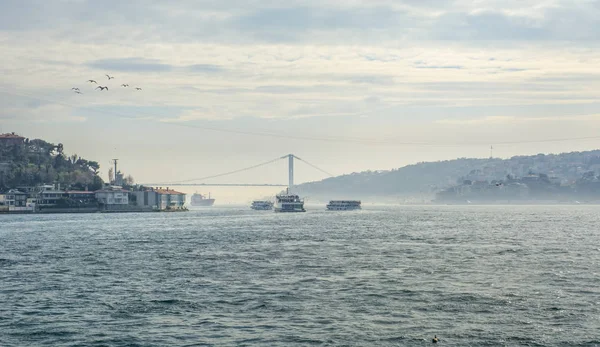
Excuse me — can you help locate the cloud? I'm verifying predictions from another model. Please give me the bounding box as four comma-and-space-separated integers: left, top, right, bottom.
160, 107, 240, 122
436, 114, 600, 125
414, 65, 463, 70
0, 104, 86, 123
86, 58, 226, 75
2, 0, 600, 45
344, 75, 396, 85
3, 1, 600, 128
87, 58, 173, 72
434, 11, 547, 41
232, 5, 411, 32
187, 64, 225, 73
253, 84, 337, 94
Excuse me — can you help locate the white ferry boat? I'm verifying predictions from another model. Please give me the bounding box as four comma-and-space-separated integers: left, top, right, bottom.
274, 192, 305, 212
326, 200, 361, 211
251, 200, 273, 210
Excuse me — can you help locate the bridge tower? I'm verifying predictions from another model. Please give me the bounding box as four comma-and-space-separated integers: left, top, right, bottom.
288, 154, 294, 191
281, 154, 295, 192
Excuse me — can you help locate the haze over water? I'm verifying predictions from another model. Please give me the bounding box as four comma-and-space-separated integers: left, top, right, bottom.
1, 205, 599, 346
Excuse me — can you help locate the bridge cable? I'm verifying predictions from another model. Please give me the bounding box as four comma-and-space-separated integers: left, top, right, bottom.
294, 156, 335, 177
158, 156, 285, 184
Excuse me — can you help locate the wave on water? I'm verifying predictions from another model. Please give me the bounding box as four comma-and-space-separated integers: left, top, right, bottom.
1, 205, 599, 346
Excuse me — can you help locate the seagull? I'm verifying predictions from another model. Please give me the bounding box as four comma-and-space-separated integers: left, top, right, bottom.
75, 91, 83, 94
95, 86, 108, 91
106, 74, 114, 80
71, 87, 80, 91
88, 80, 97, 84
135, 87, 142, 90
121, 84, 129, 87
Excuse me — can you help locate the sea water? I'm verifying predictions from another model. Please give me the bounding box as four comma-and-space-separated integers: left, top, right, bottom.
1, 205, 599, 346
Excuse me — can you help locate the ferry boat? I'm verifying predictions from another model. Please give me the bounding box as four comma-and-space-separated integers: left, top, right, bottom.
274, 191, 305, 212
251, 200, 273, 210
190, 192, 215, 207
326, 200, 361, 211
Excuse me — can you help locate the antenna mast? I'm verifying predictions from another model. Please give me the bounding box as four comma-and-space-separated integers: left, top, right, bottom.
112, 159, 118, 184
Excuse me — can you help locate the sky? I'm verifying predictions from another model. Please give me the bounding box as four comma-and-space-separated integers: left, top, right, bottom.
2, 0, 600, 201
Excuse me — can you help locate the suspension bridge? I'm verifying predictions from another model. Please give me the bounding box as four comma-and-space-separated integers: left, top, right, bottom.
142, 154, 333, 188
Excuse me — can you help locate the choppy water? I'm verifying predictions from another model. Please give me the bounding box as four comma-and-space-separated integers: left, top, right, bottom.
1, 205, 599, 346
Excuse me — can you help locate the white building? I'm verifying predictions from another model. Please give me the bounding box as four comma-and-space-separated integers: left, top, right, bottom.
4, 189, 27, 207
2, 189, 33, 212
95, 186, 129, 205
134, 188, 186, 210
37, 189, 66, 207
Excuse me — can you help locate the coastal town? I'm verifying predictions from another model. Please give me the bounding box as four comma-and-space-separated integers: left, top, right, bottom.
0, 132, 187, 213
1, 184, 187, 214
5, 130, 600, 210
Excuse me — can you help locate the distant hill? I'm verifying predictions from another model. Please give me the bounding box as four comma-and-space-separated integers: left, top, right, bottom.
295, 150, 600, 201
0, 133, 104, 190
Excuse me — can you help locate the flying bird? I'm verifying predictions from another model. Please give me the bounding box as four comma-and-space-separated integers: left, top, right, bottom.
75, 91, 83, 94
121, 84, 129, 87
71, 87, 80, 91
106, 74, 114, 80
135, 87, 142, 90
95, 86, 108, 91
88, 80, 97, 84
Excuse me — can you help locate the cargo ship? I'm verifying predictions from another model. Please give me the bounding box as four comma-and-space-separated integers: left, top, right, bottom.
251, 200, 273, 210
190, 192, 215, 206
326, 200, 361, 210
274, 190, 305, 212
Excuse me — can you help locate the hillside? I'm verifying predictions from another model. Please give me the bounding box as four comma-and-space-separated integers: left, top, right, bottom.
295, 150, 600, 201
0, 133, 104, 190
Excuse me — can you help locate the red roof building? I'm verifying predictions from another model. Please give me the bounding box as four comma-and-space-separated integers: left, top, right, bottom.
0, 132, 25, 146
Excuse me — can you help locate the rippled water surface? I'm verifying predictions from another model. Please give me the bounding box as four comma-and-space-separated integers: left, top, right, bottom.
1, 205, 600, 346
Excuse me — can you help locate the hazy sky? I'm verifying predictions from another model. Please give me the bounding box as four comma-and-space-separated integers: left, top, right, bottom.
2, 0, 600, 200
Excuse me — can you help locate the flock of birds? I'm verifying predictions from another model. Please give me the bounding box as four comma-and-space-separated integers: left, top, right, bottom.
71, 74, 142, 94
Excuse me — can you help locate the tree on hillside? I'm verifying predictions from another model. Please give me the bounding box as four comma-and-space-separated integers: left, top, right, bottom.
88, 161, 100, 175
124, 175, 135, 186
108, 167, 114, 184
0, 135, 104, 189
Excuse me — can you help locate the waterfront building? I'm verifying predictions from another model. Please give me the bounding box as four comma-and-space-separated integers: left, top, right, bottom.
37, 189, 67, 207
26, 197, 37, 209
95, 186, 129, 206
134, 187, 186, 210
156, 188, 186, 210
4, 189, 27, 207
1, 189, 34, 212
66, 191, 96, 204
0, 194, 6, 212
0, 132, 25, 146
134, 189, 159, 209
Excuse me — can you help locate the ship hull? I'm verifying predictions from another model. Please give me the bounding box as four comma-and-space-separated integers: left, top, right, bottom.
274, 207, 306, 212
190, 199, 215, 207
251, 205, 273, 210
326, 206, 361, 211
